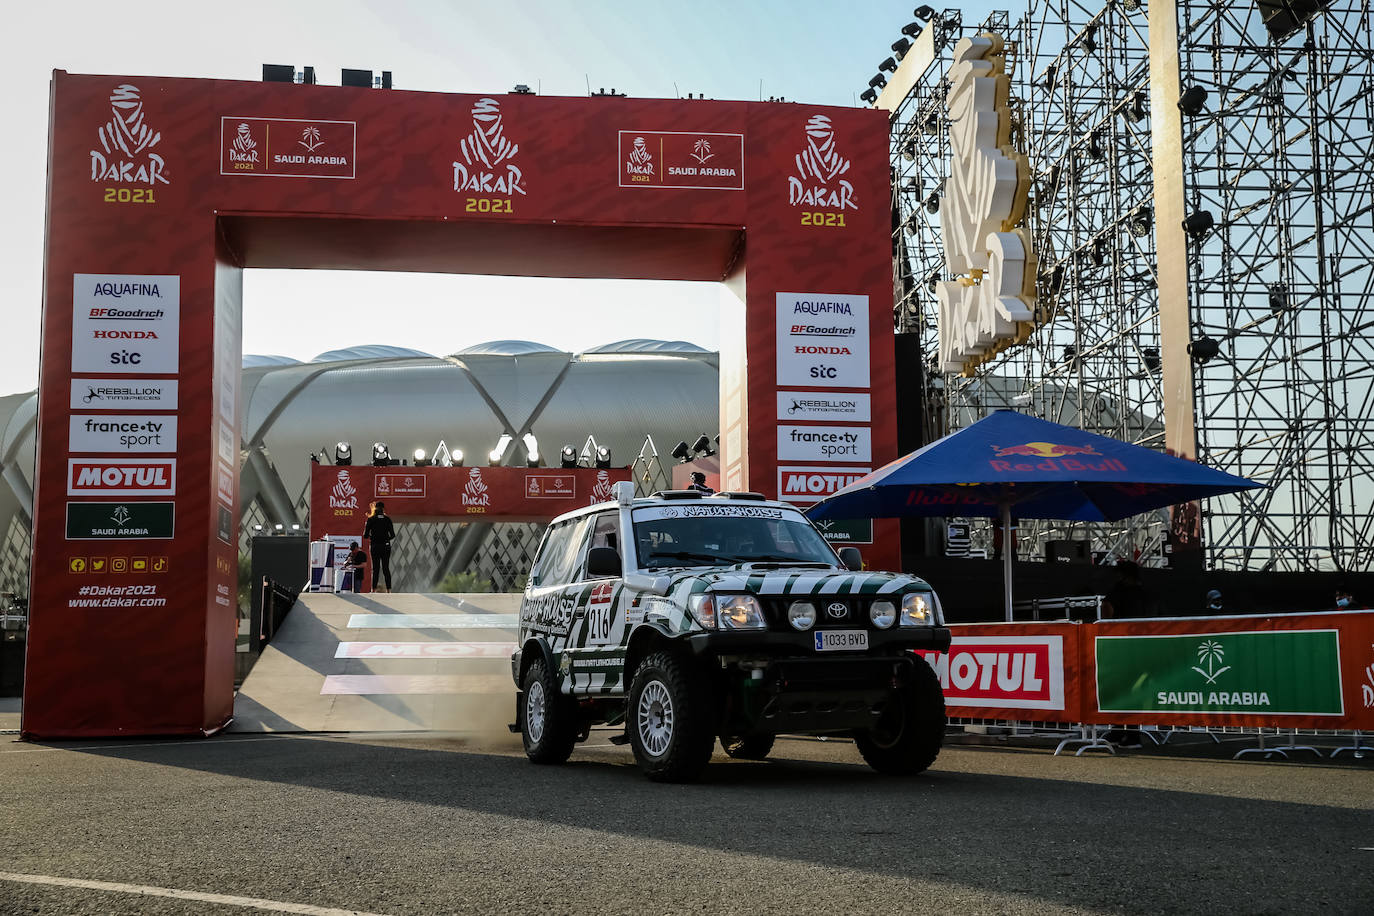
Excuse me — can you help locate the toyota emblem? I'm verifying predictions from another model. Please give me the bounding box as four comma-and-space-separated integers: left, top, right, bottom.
826, 602, 847, 619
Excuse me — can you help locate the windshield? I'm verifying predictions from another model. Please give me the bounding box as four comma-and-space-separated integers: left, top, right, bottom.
630, 504, 840, 569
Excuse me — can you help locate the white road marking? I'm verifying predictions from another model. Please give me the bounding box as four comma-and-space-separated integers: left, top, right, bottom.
0, 871, 390, 915
345, 613, 517, 629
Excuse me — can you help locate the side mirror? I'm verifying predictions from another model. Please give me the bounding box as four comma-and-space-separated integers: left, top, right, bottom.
838, 547, 863, 571
586, 546, 622, 578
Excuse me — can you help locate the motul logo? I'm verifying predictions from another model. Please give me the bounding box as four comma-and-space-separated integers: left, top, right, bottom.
917, 635, 1066, 711
794, 345, 850, 355
781, 470, 865, 497
93, 329, 158, 339
67, 459, 176, 496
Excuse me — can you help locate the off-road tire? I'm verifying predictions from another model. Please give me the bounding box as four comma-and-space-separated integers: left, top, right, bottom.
721, 733, 776, 760
854, 657, 946, 775
627, 651, 716, 782
521, 657, 578, 765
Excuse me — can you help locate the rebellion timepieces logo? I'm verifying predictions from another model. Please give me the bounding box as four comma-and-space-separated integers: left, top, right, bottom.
330, 469, 358, 510
453, 98, 526, 196
228, 122, 260, 166
463, 467, 492, 508
90, 85, 168, 186
789, 115, 855, 210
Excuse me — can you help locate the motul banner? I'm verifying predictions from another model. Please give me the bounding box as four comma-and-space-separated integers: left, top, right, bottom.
918, 623, 1080, 721
1085, 611, 1374, 730
310, 465, 631, 535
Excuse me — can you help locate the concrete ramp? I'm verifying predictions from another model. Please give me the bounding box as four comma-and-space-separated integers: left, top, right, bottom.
231, 592, 519, 733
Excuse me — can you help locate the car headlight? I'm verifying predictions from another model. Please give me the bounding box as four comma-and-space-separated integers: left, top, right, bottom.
900, 593, 936, 627
869, 599, 896, 629
688, 594, 716, 629
717, 594, 767, 630
788, 600, 817, 630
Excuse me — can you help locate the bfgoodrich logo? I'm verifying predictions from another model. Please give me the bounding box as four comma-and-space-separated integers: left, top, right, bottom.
453, 98, 525, 196
90, 84, 169, 186
789, 114, 855, 210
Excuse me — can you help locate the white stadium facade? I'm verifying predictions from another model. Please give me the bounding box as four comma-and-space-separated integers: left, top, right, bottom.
0, 339, 719, 596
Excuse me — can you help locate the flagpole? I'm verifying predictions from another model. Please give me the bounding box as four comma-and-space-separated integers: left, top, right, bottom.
1001, 502, 1013, 622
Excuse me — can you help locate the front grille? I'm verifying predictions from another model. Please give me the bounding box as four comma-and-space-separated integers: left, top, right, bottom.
763, 596, 874, 628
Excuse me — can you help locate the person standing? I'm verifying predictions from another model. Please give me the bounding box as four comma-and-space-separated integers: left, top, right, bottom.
363, 501, 395, 593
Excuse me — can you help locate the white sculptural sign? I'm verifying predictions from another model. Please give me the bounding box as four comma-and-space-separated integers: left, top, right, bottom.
936, 34, 1037, 375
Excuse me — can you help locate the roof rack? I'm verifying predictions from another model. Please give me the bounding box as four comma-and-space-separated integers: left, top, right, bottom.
651, 489, 705, 499
711, 491, 767, 501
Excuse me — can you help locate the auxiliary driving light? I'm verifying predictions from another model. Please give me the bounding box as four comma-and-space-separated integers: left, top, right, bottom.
788, 601, 817, 631
870, 600, 897, 629
900, 593, 935, 627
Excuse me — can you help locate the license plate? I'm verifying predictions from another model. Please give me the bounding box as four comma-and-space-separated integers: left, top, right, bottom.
814, 629, 869, 652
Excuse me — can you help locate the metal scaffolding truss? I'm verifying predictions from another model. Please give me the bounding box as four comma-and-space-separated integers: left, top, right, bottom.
1173, 0, 1374, 572
893, 3, 1166, 563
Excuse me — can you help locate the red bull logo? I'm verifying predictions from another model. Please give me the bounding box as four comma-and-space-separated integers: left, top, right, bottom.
990, 441, 1125, 474
992, 441, 1100, 459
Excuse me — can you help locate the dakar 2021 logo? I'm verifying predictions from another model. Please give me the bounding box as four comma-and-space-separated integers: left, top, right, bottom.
330, 469, 359, 514
590, 470, 615, 505
453, 98, 525, 200
90, 85, 169, 186
463, 467, 491, 512
227, 122, 260, 169
788, 115, 855, 210
625, 136, 654, 180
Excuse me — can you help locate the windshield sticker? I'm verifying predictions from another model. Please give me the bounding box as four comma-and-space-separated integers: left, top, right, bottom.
634, 505, 788, 521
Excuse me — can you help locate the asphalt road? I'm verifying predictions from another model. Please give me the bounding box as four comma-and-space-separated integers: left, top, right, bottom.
1, 729, 1370, 915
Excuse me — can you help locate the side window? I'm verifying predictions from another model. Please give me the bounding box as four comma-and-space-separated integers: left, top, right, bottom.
528, 523, 569, 588
590, 512, 619, 554
540, 516, 593, 587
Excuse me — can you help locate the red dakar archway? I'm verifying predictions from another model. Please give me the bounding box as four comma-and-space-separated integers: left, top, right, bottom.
27, 72, 897, 737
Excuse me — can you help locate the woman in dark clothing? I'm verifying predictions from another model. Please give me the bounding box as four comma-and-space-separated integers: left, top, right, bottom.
363, 501, 395, 593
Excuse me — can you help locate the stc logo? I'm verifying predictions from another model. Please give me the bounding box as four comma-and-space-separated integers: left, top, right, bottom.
991, 442, 1099, 459
453, 98, 526, 196
788, 114, 856, 210
109, 350, 143, 366
90, 84, 169, 186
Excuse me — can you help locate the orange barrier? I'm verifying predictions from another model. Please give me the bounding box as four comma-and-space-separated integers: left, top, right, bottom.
928, 610, 1374, 731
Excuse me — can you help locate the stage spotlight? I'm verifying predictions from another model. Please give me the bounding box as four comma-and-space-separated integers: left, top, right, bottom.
1129, 205, 1152, 237
560, 445, 578, 469
412, 448, 429, 467
1042, 64, 1057, 92
1183, 210, 1215, 240
274, 523, 284, 532
925, 193, 940, 214
1121, 0, 1140, 11
913, 4, 935, 20
1142, 347, 1161, 372
868, 74, 887, 89
1127, 90, 1148, 123
595, 445, 612, 469
1188, 336, 1220, 364
1061, 344, 1078, 367
923, 113, 940, 135
291, 524, 301, 531
522, 433, 540, 468
905, 212, 921, 236
372, 442, 391, 466
489, 433, 512, 466
1087, 130, 1103, 160
452, 449, 464, 468
891, 38, 911, 60
1092, 237, 1108, 267
901, 21, 923, 37
1268, 283, 1289, 314
878, 57, 898, 74
335, 441, 352, 466
671, 440, 692, 463
902, 140, 916, 161
1178, 86, 1208, 116
691, 434, 715, 457
1081, 25, 1097, 53
860, 88, 878, 104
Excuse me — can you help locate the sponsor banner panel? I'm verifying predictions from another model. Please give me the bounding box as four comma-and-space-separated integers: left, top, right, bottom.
67, 458, 175, 496
216, 463, 234, 507
221, 117, 356, 178
618, 131, 744, 189
69, 415, 177, 453
311, 465, 631, 536
777, 391, 871, 422
1086, 612, 1374, 729
777, 465, 869, 504
66, 501, 174, 540
777, 424, 871, 463
918, 624, 1079, 720
71, 274, 180, 374
70, 378, 177, 411
776, 293, 869, 388
812, 517, 873, 545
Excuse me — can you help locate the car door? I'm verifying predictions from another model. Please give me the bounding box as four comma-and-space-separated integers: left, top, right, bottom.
521, 516, 592, 666
565, 510, 629, 696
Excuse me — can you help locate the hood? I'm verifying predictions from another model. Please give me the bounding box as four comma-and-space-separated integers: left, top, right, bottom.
664, 565, 932, 598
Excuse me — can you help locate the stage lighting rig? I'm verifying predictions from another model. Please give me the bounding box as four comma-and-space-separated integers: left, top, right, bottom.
891, 38, 910, 60
488, 434, 512, 466
595, 446, 612, 469
1142, 347, 1161, 373
412, 448, 430, 467
1183, 210, 1215, 240
879, 57, 898, 74
1178, 86, 1208, 116
925, 193, 940, 214
913, 5, 935, 21
334, 442, 352, 466
372, 443, 391, 466
860, 88, 878, 104
560, 445, 578, 469
1127, 90, 1148, 123
691, 434, 715, 458
1268, 283, 1290, 315
671, 440, 692, 463
1129, 205, 1152, 238
522, 433, 540, 468
1188, 336, 1220, 364
869, 74, 887, 90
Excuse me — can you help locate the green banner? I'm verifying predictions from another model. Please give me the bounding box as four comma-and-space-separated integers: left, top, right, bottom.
66, 501, 175, 540
1096, 630, 1343, 715
814, 517, 873, 545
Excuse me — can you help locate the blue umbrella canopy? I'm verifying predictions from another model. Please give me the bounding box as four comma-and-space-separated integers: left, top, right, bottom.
806, 410, 1264, 522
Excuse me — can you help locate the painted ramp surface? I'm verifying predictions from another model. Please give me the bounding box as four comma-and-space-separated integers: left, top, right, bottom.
231, 592, 520, 733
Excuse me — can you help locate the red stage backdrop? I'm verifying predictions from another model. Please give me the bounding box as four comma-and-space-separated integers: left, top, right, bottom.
27, 74, 896, 737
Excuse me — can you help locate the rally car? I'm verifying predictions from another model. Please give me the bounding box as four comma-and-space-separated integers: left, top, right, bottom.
510, 482, 950, 782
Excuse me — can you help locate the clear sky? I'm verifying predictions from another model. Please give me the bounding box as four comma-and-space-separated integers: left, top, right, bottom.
3, 0, 995, 396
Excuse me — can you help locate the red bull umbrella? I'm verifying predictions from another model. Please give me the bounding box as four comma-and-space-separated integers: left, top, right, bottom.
805, 410, 1264, 619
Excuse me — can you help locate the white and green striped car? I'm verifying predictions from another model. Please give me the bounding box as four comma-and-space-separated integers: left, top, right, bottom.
512, 482, 950, 782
